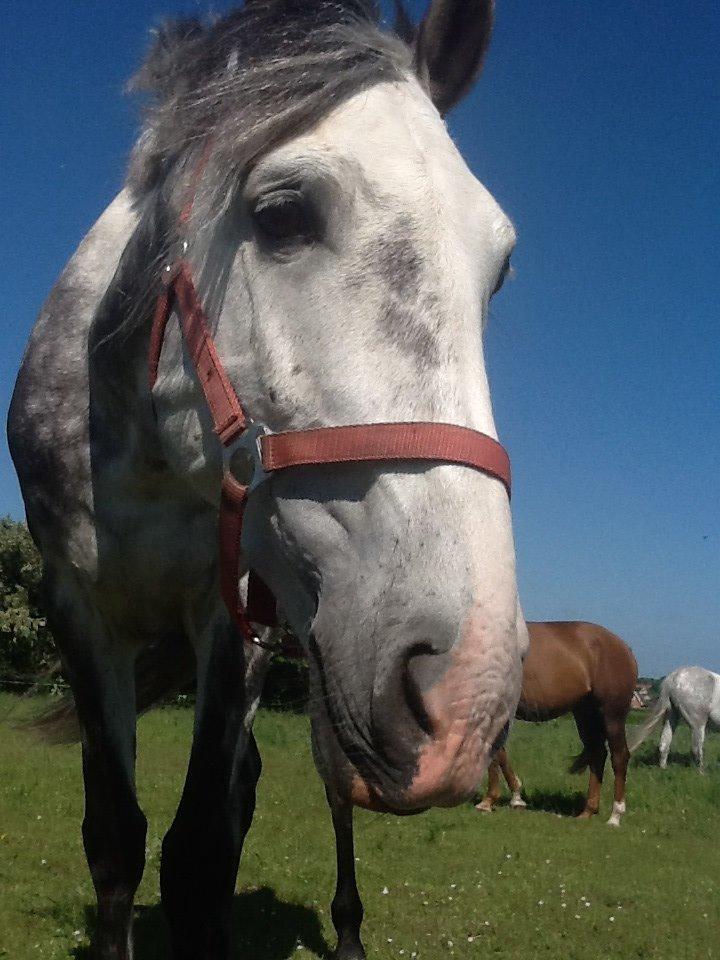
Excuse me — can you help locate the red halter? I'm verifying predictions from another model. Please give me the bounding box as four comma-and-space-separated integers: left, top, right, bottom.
148, 161, 511, 650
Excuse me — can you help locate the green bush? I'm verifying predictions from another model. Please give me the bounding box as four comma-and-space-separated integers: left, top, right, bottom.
0, 517, 56, 682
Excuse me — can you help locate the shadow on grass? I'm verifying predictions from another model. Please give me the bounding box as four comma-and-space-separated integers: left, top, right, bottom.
72, 886, 331, 960
521, 788, 588, 817
473, 788, 588, 817
633, 749, 697, 768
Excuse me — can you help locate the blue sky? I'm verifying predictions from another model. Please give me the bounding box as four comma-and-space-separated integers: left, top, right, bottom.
1, 1, 718, 675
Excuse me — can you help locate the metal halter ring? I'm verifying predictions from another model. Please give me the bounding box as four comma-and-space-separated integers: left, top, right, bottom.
222, 421, 271, 493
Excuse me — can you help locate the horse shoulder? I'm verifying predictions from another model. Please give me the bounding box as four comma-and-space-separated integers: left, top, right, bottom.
520, 622, 592, 715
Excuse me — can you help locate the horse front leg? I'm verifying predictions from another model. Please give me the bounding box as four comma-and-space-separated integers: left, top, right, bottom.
475, 753, 503, 812
160, 621, 270, 960
691, 723, 706, 772
499, 749, 527, 809
327, 789, 365, 960
45, 569, 146, 960
658, 712, 677, 768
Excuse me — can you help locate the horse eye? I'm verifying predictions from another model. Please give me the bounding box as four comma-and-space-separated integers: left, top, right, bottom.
253, 193, 317, 246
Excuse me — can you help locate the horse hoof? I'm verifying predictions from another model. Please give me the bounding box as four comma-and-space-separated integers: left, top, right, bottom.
474, 801, 494, 814
575, 810, 595, 820
606, 816, 621, 827
510, 798, 527, 810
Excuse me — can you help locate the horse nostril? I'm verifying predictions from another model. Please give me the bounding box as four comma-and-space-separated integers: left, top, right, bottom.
403, 642, 441, 737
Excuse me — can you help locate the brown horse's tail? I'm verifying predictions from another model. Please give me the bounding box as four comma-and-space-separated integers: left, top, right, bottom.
568, 748, 591, 774
627, 685, 670, 754
26, 637, 195, 745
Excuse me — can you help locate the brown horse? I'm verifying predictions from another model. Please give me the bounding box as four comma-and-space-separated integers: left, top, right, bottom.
476, 621, 637, 826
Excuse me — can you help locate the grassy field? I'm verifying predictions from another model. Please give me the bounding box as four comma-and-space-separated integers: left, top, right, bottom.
0, 693, 718, 960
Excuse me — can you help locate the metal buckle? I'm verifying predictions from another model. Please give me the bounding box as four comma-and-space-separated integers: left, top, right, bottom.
222, 421, 271, 493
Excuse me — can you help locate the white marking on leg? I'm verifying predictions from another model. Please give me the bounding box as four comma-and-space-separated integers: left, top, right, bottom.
510, 781, 526, 809
607, 799, 626, 827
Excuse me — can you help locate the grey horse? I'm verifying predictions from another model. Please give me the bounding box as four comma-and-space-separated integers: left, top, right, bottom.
629, 666, 720, 770
7, 3, 527, 959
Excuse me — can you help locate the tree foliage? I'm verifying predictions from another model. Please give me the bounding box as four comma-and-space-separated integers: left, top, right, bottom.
0, 517, 56, 681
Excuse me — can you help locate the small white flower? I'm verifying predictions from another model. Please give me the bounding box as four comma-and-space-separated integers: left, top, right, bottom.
609, 916, 615, 923
382, 886, 389, 895
537, 900, 544, 906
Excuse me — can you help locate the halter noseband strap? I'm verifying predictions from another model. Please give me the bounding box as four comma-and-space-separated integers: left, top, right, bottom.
148, 156, 512, 649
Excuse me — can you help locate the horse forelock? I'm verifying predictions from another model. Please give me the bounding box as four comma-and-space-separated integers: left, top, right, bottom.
126, 1, 412, 201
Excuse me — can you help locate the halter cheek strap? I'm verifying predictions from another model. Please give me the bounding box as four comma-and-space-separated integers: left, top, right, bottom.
148, 154, 511, 652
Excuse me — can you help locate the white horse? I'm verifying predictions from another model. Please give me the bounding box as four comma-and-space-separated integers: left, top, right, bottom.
629, 666, 720, 771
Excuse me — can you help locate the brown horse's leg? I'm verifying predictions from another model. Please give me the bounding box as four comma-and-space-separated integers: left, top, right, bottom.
47, 577, 146, 960
327, 790, 366, 960
499, 749, 527, 809
161, 630, 269, 960
573, 704, 607, 819
605, 717, 630, 826
475, 753, 503, 812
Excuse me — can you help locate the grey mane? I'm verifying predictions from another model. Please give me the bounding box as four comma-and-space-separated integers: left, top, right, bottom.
127, 0, 412, 201
92, 1, 414, 346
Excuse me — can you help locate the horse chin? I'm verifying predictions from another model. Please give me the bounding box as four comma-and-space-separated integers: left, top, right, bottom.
348, 776, 428, 816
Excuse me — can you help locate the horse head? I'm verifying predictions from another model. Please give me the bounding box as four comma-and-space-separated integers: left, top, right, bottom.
139, 0, 527, 812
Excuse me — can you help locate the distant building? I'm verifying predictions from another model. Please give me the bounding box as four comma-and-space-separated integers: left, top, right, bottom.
631, 680, 655, 709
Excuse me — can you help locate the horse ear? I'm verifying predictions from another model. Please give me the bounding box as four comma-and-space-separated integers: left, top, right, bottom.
414, 0, 494, 115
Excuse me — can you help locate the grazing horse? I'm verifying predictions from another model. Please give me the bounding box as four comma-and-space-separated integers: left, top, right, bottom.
629, 666, 720, 771
476, 622, 637, 826
7, 3, 527, 958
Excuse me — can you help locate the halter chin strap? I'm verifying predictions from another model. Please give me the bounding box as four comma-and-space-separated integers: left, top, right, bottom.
148, 161, 511, 651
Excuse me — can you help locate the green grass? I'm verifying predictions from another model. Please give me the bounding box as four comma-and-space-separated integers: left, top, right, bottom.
0, 694, 718, 959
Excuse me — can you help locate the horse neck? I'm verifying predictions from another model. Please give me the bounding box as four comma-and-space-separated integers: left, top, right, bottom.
88, 197, 170, 477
